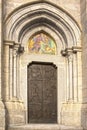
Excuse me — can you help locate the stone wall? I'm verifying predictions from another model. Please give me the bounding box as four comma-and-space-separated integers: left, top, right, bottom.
81, 0, 87, 102
80, 0, 87, 129
4, 0, 81, 26
0, 0, 5, 130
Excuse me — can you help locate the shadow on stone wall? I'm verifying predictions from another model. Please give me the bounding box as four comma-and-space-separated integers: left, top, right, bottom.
80, 0, 87, 129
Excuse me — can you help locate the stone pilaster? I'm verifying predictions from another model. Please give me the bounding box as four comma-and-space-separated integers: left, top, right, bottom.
12, 44, 24, 100
61, 47, 82, 103
62, 48, 74, 101
3, 42, 26, 126
73, 53, 78, 102
68, 54, 73, 100
16, 54, 21, 99
72, 46, 82, 102
66, 58, 69, 101
13, 49, 17, 98
3, 44, 10, 100
61, 47, 82, 126
9, 47, 13, 100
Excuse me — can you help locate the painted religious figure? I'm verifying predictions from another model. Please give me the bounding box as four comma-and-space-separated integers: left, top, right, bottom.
28, 33, 56, 54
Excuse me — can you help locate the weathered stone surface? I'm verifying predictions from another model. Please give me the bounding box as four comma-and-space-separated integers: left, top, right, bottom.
8, 124, 83, 130
4, 0, 81, 27
5, 101, 25, 125
0, 0, 5, 130
61, 103, 82, 126
0, 101, 5, 130
1, 0, 87, 130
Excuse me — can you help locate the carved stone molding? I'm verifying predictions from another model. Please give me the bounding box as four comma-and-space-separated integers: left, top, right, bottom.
4, 1, 81, 48
61, 46, 82, 57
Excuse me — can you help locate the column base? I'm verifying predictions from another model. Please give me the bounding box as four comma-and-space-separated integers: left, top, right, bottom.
5, 99, 26, 126
81, 103, 87, 129
0, 100, 5, 130
61, 102, 82, 127
61, 102, 87, 129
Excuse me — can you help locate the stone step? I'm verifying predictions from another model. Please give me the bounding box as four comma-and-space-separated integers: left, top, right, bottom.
9, 124, 83, 130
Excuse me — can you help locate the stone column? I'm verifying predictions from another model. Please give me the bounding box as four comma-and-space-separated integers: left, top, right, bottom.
16, 54, 20, 99
13, 49, 17, 98
16, 44, 24, 100
3, 41, 14, 101
3, 43, 25, 125
61, 49, 71, 101
9, 45, 20, 100
72, 47, 82, 102
61, 47, 82, 127
61, 48, 74, 101
66, 58, 69, 101
77, 49, 82, 102
73, 54, 78, 102
3, 44, 10, 100
68, 54, 73, 100
9, 47, 13, 100
13, 44, 23, 100
73, 53, 78, 102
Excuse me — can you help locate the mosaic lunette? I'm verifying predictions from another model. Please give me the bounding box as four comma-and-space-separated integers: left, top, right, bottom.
28, 33, 56, 54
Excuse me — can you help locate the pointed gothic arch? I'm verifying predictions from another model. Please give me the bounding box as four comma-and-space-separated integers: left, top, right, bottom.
4, 1, 81, 48
3, 1, 82, 126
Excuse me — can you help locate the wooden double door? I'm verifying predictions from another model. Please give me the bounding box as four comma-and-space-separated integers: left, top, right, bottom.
28, 62, 57, 123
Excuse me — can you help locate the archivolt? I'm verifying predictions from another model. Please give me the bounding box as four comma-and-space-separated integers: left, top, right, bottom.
4, 1, 81, 48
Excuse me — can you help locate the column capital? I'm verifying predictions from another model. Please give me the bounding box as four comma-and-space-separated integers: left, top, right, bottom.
72, 46, 82, 53
4, 40, 24, 55
61, 48, 72, 57
4, 40, 15, 47
4, 40, 21, 48
61, 46, 82, 56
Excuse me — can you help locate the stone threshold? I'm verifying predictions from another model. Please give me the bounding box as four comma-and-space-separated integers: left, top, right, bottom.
9, 124, 83, 130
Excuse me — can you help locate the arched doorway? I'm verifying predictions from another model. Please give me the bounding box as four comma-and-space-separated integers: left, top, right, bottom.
27, 62, 57, 123
4, 1, 82, 127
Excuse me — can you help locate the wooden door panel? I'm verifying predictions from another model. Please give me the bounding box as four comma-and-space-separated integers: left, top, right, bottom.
29, 80, 42, 103
28, 62, 57, 123
43, 80, 57, 102
28, 65, 43, 80
43, 80, 57, 123
44, 65, 56, 80
43, 103, 57, 122
29, 104, 42, 123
